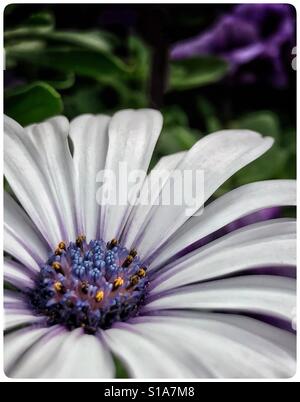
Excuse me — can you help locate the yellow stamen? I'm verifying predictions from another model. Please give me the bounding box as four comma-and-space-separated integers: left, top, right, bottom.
52, 262, 62, 271
58, 241, 66, 250
122, 255, 133, 267
76, 235, 86, 247
108, 238, 118, 249
129, 249, 138, 258
112, 277, 124, 291
137, 268, 146, 278
54, 281, 65, 294
95, 290, 104, 303
55, 248, 62, 256
129, 274, 139, 288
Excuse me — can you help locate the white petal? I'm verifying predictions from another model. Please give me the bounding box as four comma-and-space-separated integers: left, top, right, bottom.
4, 290, 29, 310
4, 289, 24, 302
123, 151, 186, 248
135, 129, 273, 260
4, 258, 34, 290
151, 180, 296, 269
25, 116, 77, 242
100, 109, 163, 242
153, 152, 187, 171
69, 114, 110, 240
4, 191, 49, 272
104, 324, 198, 378
4, 292, 42, 331
4, 230, 40, 274
9, 327, 115, 379
4, 115, 72, 248
150, 219, 294, 276
123, 312, 295, 378
5, 310, 44, 331
150, 220, 296, 294
4, 326, 53, 376
154, 310, 295, 353
144, 275, 296, 324
8, 326, 68, 378
44, 329, 115, 378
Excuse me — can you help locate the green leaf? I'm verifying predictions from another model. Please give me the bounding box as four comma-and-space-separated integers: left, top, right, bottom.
157, 126, 199, 157
44, 31, 112, 53
5, 11, 113, 53
26, 11, 55, 29
228, 111, 292, 185
234, 145, 289, 185
4, 12, 54, 39
4, 177, 14, 198
280, 127, 296, 150
63, 86, 104, 118
127, 35, 151, 81
44, 71, 75, 90
114, 356, 129, 379
276, 127, 296, 179
215, 142, 291, 196
5, 82, 63, 126
162, 105, 189, 127
155, 107, 201, 162
197, 97, 222, 133
168, 56, 228, 91
5, 39, 46, 54
230, 111, 280, 142
6, 47, 131, 83
4, 12, 117, 56
6, 30, 113, 54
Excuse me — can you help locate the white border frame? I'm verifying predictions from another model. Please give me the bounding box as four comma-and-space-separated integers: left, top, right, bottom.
0, 0, 298, 383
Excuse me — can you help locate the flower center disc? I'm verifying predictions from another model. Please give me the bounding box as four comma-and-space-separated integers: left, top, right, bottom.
28, 236, 148, 334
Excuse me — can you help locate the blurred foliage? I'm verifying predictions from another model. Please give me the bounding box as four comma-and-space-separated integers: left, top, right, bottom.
113, 355, 129, 378
5, 10, 228, 116
218, 110, 294, 196
5, 82, 63, 126
153, 106, 199, 166
169, 57, 228, 91
196, 98, 296, 196
4, 5, 296, 191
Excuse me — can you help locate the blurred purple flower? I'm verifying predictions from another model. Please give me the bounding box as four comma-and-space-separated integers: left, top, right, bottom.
170, 4, 295, 87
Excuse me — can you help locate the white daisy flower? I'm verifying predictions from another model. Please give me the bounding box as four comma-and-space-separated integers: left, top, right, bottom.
4, 109, 296, 379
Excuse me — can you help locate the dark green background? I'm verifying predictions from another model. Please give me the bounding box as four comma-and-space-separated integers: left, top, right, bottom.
4, 4, 296, 193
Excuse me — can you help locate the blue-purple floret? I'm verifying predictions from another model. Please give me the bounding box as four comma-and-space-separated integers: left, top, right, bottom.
27, 238, 148, 334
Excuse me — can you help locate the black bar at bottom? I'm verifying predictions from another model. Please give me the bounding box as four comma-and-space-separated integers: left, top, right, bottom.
97, 382, 213, 400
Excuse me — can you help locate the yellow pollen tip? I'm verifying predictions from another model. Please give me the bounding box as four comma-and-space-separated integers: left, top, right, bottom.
52, 262, 62, 271
112, 277, 124, 290
129, 274, 140, 288
54, 281, 64, 293
76, 235, 86, 247
108, 238, 118, 249
122, 255, 134, 267
58, 241, 66, 250
129, 249, 138, 258
95, 290, 104, 303
55, 248, 62, 256
137, 268, 146, 278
